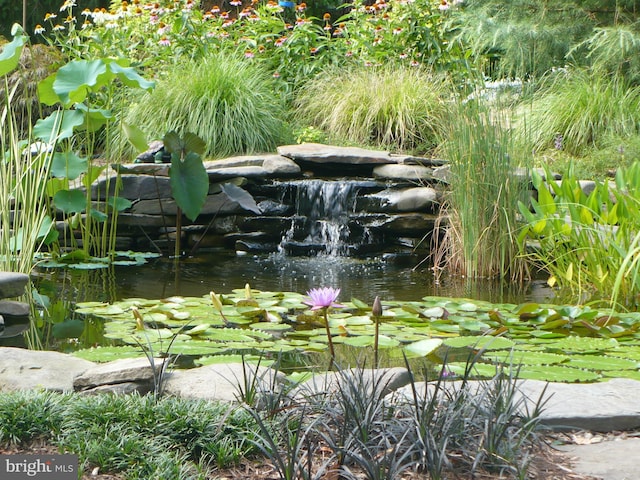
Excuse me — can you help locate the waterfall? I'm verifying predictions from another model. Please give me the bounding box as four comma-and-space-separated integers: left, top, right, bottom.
280, 180, 358, 256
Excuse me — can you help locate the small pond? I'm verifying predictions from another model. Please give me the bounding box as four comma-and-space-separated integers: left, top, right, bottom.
27, 250, 640, 383
36, 250, 554, 306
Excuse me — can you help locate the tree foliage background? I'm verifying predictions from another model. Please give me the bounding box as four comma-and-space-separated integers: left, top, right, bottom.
451, 0, 640, 82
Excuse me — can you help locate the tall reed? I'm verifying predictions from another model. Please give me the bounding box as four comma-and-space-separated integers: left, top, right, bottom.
0, 39, 55, 274
435, 101, 530, 281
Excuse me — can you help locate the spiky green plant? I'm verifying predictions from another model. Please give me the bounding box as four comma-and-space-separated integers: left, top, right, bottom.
519, 70, 640, 155
116, 53, 291, 160
436, 101, 530, 281
294, 66, 450, 153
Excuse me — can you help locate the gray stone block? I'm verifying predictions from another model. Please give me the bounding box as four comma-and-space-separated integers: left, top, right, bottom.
0, 272, 29, 298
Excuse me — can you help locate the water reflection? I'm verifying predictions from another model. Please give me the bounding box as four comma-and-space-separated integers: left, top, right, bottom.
36, 251, 555, 306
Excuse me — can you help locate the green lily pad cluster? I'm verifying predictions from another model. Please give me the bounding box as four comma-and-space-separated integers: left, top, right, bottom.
72, 291, 640, 382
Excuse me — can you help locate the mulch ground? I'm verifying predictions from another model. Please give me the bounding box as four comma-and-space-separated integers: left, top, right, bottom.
0, 435, 602, 480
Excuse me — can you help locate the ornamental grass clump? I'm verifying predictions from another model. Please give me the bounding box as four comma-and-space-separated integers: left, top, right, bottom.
294, 66, 451, 153
117, 53, 290, 160
435, 101, 531, 281
519, 69, 640, 155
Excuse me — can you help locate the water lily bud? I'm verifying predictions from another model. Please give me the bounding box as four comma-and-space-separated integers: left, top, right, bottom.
245, 283, 252, 299
131, 306, 144, 330
210, 291, 223, 312
372, 296, 382, 318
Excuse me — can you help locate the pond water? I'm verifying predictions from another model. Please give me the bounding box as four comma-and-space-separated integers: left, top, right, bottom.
36, 250, 554, 307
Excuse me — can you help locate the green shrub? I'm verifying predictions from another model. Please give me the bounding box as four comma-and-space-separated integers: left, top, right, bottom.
295, 66, 450, 153
519, 162, 640, 306
519, 70, 640, 155
117, 53, 291, 159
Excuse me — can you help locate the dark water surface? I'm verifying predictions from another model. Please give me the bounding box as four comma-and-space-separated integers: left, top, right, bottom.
37, 251, 555, 306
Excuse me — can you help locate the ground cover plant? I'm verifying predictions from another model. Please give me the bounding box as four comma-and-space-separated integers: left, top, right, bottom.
0, 357, 549, 479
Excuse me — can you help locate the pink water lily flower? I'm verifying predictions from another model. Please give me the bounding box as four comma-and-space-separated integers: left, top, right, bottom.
305, 287, 344, 310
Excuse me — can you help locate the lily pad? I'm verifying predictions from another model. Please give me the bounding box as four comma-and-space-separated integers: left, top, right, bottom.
443, 336, 515, 350
404, 338, 443, 357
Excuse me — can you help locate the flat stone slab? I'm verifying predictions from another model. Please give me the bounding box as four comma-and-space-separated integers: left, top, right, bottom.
0, 347, 95, 392
393, 378, 640, 432
559, 437, 640, 480
278, 143, 394, 164
517, 378, 640, 431
0, 272, 29, 298
0, 300, 30, 317
373, 164, 434, 181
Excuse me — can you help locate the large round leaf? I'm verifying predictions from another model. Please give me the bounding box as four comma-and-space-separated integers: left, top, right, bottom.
0, 33, 26, 77
170, 151, 208, 221
53, 59, 108, 106
51, 152, 88, 180
53, 189, 86, 214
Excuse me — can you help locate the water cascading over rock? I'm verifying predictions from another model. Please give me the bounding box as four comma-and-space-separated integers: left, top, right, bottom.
280, 180, 363, 256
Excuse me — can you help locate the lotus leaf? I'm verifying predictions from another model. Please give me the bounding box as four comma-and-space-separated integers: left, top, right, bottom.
195, 354, 272, 366
458, 319, 491, 332
516, 365, 601, 382
458, 302, 479, 312
52, 320, 85, 339
169, 342, 227, 356
341, 336, 375, 347
430, 322, 460, 334
601, 370, 640, 380
448, 362, 499, 378
184, 324, 211, 336
422, 306, 448, 319
482, 350, 569, 365
345, 316, 374, 326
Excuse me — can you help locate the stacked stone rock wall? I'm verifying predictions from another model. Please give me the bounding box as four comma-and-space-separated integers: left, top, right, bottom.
87, 144, 447, 256
0, 272, 30, 340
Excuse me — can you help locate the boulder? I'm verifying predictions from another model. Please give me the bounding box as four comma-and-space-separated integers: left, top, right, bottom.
0, 347, 95, 392
74, 357, 168, 393
262, 155, 301, 176
294, 367, 412, 400
206, 165, 268, 179
373, 164, 433, 181
0, 272, 29, 298
360, 187, 439, 213
132, 191, 258, 216
163, 362, 285, 402
92, 175, 172, 200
